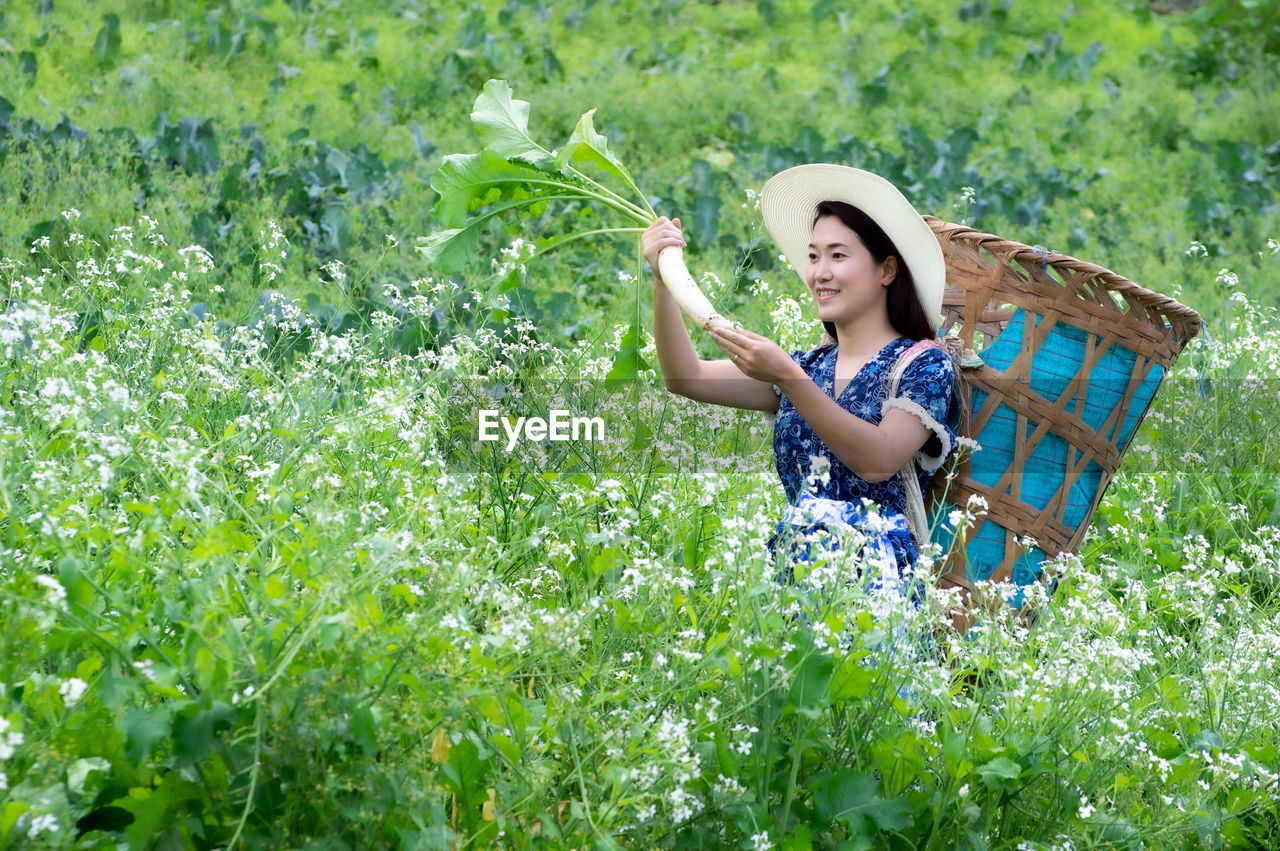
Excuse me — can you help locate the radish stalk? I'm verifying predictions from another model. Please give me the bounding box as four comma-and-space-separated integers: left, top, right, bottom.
656, 246, 731, 331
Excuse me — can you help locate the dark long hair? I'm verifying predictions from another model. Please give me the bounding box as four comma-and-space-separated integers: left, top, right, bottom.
814, 200, 934, 343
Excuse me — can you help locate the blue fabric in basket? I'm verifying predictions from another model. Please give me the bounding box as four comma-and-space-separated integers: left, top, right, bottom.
932, 309, 1163, 606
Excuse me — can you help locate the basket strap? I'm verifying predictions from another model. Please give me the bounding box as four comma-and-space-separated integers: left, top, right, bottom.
886, 340, 945, 548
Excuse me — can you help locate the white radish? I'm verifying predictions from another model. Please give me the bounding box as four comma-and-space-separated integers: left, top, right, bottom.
656, 245, 733, 331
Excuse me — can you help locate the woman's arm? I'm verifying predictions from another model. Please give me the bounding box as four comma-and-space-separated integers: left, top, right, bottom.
643, 218, 780, 413
780, 380, 932, 482
710, 326, 933, 481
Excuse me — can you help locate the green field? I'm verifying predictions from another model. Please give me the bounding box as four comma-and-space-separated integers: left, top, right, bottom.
2, 0, 1280, 847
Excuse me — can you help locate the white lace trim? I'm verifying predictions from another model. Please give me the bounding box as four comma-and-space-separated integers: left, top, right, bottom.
882, 396, 952, 474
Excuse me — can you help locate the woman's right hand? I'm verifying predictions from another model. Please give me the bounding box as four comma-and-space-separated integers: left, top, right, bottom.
642, 216, 686, 277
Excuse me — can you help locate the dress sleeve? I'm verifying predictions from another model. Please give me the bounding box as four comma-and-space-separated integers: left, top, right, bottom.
881, 346, 957, 473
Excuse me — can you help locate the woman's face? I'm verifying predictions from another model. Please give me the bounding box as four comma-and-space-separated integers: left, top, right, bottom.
806, 215, 897, 326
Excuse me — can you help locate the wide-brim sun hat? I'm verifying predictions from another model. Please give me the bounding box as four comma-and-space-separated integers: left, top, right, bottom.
760, 164, 946, 322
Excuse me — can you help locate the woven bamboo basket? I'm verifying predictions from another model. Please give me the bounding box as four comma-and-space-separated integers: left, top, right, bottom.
920, 217, 1202, 608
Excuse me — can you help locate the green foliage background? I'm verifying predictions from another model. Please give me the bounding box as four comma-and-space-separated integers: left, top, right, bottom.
2, 0, 1280, 848
3, 0, 1278, 325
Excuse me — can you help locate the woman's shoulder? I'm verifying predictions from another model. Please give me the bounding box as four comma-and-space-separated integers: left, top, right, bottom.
897, 339, 955, 376
890, 340, 956, 410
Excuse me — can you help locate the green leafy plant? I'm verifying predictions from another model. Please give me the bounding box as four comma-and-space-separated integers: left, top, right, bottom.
417, 79, 653, 272
418, 79, 732, 384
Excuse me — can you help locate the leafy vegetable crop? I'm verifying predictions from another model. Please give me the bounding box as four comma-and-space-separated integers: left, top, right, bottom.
419, 79, 731, 383
418, 80, 655, 271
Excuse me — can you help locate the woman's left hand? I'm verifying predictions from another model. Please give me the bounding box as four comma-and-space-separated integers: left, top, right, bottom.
708, 326, 803, 385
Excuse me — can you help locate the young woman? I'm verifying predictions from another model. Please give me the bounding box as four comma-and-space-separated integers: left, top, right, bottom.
642, 164, 958, 592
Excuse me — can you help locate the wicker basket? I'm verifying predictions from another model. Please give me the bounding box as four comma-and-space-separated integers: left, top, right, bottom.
921, 217, 1202, 607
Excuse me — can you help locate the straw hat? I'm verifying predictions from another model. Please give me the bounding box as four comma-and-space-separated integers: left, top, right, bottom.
760, 164, 945, 322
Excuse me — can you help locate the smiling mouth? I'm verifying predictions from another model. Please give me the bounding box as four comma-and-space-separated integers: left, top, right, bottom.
814, 287, 840, 297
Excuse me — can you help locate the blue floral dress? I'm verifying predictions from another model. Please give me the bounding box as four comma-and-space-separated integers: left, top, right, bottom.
771, 337, 958, 593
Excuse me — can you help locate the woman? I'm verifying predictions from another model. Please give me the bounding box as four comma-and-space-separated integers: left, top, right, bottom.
642, 164, 957, 596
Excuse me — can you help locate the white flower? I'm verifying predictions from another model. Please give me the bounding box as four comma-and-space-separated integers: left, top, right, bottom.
750, 831, 773, 850
0, 727, 23, 759
260, 220, 287, 250
1215, 268, 1238, 290
59, 678, 88, 704
178, 245, 215, 273
769, 296, 807, 352
35, 574, 67, 608
806, 454, 832, 487
323, 259, 347, 285
27, 813, 60, 837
